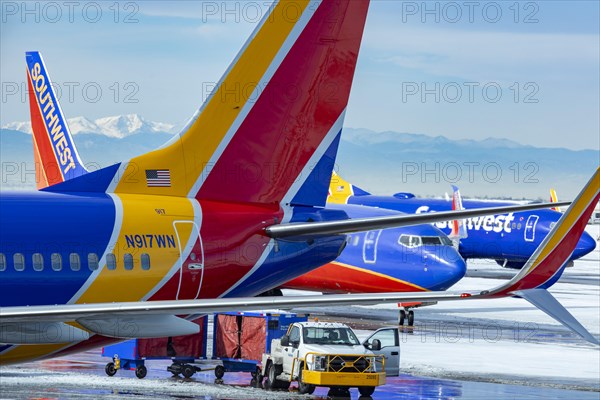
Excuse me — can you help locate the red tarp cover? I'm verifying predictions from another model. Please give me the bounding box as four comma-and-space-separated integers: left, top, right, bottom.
240, 316, 267, 361
214, 314, 240, 358
138, 318, 205, 358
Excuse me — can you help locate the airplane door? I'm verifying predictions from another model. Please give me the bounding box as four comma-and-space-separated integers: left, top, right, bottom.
524, 215, 539, 242
173, 221, 204, 300
363, 328, 400, 376
363, 230, 382, 264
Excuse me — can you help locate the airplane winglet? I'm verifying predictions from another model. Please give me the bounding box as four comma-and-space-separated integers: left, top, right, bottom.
514, 289, 599, 345
449, 184, 468, 241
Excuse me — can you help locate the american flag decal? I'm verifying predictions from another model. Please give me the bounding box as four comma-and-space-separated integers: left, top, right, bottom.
146, 169, 171, 187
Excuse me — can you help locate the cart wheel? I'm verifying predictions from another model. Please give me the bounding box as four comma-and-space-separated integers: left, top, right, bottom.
182, 364, 195, 379
215, 365, 225, 379
105, 362, 117, 377
135, 365, 147, 379
255, 374, 263, 389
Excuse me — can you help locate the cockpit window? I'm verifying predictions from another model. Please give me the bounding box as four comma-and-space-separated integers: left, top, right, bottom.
440, 235, 453, 246
399, 235, 451, 247
399, 235, 421, 248
421, 236, 442, 245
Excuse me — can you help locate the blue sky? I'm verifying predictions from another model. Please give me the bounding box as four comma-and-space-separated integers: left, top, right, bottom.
1, 1, 599, 150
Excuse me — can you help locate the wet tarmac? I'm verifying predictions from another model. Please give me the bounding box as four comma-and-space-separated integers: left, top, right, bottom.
1, 352, 598, 400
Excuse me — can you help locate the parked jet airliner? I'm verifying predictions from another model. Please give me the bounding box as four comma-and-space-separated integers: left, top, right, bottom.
328, 173, 597, 269
1, 0, 597, 366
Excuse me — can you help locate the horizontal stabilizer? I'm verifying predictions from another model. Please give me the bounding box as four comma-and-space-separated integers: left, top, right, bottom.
514, 289, 599, 345
77, 314, 199, 339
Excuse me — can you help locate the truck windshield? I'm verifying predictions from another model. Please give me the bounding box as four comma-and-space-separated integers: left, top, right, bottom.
302, 327, 360, 346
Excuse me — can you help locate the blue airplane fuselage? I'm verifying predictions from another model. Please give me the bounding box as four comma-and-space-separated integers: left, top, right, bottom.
344, 195, 596, 268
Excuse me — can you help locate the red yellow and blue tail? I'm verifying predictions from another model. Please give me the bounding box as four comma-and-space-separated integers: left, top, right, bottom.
98, 0, 370, 209
449, 185, 468, 240
36, 1, 370, 211
328, 171, 371, 204
26, 51, 88, 189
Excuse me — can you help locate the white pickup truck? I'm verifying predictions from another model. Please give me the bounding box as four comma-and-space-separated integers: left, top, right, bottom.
260, 321, 400, 397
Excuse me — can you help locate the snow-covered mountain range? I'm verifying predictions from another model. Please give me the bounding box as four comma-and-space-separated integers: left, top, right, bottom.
2, 114, 175, 138
1, 115, 597, 199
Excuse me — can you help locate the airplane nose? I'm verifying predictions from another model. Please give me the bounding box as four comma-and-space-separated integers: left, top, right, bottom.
571, 230, 597, 260
424, 247, 467, 291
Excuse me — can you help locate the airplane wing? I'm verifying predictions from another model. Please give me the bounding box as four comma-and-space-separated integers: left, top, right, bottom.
1, 168, 598, 345
266, 201, 570, 238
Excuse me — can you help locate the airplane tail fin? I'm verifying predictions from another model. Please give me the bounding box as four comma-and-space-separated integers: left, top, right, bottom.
100, 0, 370, 209
328, 171, 371, 204
449, 185, 468, 241
25, 51, 88, 190
550, 188, 562, 212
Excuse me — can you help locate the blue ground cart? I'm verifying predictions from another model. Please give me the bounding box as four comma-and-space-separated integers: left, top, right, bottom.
102, 316, 208, 379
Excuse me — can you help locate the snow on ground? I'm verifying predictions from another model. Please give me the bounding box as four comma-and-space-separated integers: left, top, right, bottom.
0, 365, 304, 400
356, 225, 600, 387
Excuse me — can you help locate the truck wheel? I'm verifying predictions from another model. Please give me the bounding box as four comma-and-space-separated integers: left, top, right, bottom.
358, 386, 375, 396
215, 365, 225, 379
105, 362, 117, 376
266, 364, 288, 390
298, 367, 315, 395
182, 365, 195, 379
264, 364, 275, 391
135, 365, 147, 379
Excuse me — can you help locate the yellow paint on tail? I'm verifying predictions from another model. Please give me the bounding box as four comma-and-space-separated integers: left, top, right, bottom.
327, 172, 354, 204
113, 1, 311, 197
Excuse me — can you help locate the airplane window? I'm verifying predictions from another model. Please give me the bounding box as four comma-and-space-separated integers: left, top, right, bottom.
51, 253, 62, 271
512, 223, 517, 229
14, 253, 25, 271
106, 253, 117, 270
421, 236, 442, 246
190, 252, 197, 261
399, 235, 410, 246
0, 253, 5, 271
32, 253, 44, 271
88, 253, 99, 271
141, 253, 151, 270
69, 253, 80, 271
398, 235, 422, 248
352, 235, 360, 246
517, 223, 522, 230
124, 253, 134, 270
440, 236, 453, 246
